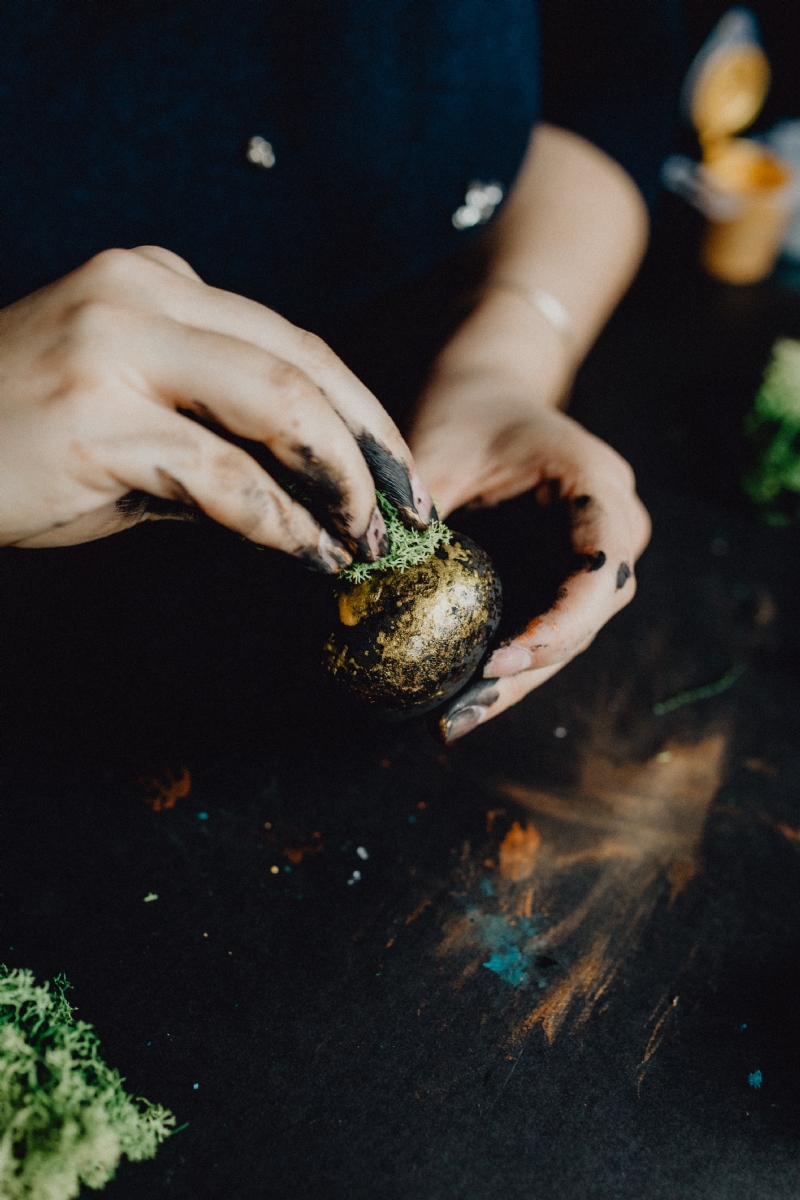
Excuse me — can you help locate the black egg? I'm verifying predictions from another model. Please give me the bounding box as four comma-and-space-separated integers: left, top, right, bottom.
322, 533, 502, 713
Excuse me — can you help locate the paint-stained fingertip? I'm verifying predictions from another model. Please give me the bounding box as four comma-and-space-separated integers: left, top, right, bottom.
297, 529, 353, 574
393, 474, 437, 530
438, 678, 501, 743
356, 435, 435, 529
358, 505, 390, 562
440, 705, 485, 744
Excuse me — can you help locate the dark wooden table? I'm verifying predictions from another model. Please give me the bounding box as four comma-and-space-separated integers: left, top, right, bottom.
3, 199, 800, 1199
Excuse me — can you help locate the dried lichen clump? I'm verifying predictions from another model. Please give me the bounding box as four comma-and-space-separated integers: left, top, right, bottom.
324, 497, 502, 712
0, 966, 175, 1200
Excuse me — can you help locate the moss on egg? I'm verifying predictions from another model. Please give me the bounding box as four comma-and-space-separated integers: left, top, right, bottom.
323, 497, 501, 713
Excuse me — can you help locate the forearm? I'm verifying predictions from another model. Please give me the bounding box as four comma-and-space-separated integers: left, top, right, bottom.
423, 124, 649, 411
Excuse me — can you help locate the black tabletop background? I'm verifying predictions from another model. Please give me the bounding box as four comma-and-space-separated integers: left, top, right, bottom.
5, 119, 800, 1200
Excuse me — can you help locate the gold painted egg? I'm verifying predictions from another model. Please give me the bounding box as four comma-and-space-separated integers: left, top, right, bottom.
322, 533, 502, 713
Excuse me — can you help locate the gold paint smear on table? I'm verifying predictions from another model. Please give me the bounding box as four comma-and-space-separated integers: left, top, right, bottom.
501, 736, 725, 1042
498, 822, 541, 882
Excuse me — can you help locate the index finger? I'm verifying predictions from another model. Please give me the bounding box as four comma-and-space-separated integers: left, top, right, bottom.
112, 248, 436, 528
484, 484, 649, 677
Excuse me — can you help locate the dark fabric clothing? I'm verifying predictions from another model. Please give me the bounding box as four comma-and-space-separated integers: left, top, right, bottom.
0, 1, 683, 327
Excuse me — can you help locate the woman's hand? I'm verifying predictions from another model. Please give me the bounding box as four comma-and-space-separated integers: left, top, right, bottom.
0, 246, 435, 561
408, 124, 651, 740
410, 367, 650, 743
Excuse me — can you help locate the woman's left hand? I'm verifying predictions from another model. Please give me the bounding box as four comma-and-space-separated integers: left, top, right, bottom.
409, 372, 650, 743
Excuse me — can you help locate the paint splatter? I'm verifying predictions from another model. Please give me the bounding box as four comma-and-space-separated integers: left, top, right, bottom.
498, 822, 541, 883
436, 737, 725, 1048
503, 737, 724, 1042
637, 994, 680, 1086
484, 947, 530, 988
748, 1070, 763, 1089
776, 823, 800, 846
140, 767, 191, 812
445, 908, 546, 989
745, 757, 778, 777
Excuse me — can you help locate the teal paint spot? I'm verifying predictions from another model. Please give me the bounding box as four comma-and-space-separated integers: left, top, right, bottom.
483, 946, 529, 987
408, 815, 417, 824
197, 812, 209, 821
479, 878, 497, 898
737, 1023, 748, 1031
466, 908, 544, 990
748, 1070, 763, 1089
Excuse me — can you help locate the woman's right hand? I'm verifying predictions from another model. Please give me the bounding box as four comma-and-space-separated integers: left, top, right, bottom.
0, 246, 435, 566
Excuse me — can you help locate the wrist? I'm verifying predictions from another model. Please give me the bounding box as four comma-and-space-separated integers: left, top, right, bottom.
426, 287, 574, 413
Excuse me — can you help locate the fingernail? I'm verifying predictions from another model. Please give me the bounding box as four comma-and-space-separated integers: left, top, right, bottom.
485, 645, 534, 677
361, 505, 389, 562
316, 529, 353, 573
441, 705, 486, 744
355, 434, 433, 530
410, 471, 437, 524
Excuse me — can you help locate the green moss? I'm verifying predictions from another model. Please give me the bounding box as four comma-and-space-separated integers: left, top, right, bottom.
0, 966, 175, 1200
340, 492, 452, 583
743, 339, 800, 523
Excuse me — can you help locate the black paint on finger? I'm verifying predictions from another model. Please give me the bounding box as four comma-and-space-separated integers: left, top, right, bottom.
115, 490, 199, 522
440, 705, 485, 744
356, 433, 426, 530
295, 530, 353, 575
293, 444, 347, 513
357, 505, 390, 562
578, 550, 606, 572
616, 561, 632, 589
438, 677, 501, 743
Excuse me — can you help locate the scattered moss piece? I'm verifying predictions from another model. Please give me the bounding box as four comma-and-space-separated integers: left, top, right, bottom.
652, 661, 747, 716
743, 338, 800, 525
340, 492, 452, 583
0, 966, 175, 1200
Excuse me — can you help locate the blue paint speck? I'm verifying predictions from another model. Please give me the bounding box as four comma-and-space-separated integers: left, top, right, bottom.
283, 865, 291, 873
748, 1070, 762, 1089
408, 815, 417, 824
197, 812, 209, 821
737, 1023, 748, 1031
193, 1083, 199, 1090
483, 946, 529, 987
479, 878, 497, 898
468, 909, 543, 989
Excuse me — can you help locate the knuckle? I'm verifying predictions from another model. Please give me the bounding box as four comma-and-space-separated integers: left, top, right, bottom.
56, 301, 139, 383
295, 328, 339, 373
206, 443, 256, 487
133, 245, 194, 273
204, 445, 293, 529
267, 358, 317, 404
80, 247, 140, 290
68, 298, 128, 342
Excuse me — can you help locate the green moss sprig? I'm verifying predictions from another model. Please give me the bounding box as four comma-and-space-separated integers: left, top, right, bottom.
743, 338, 800, 524
340, 491, 452, 583
0, 966, 176, 1200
